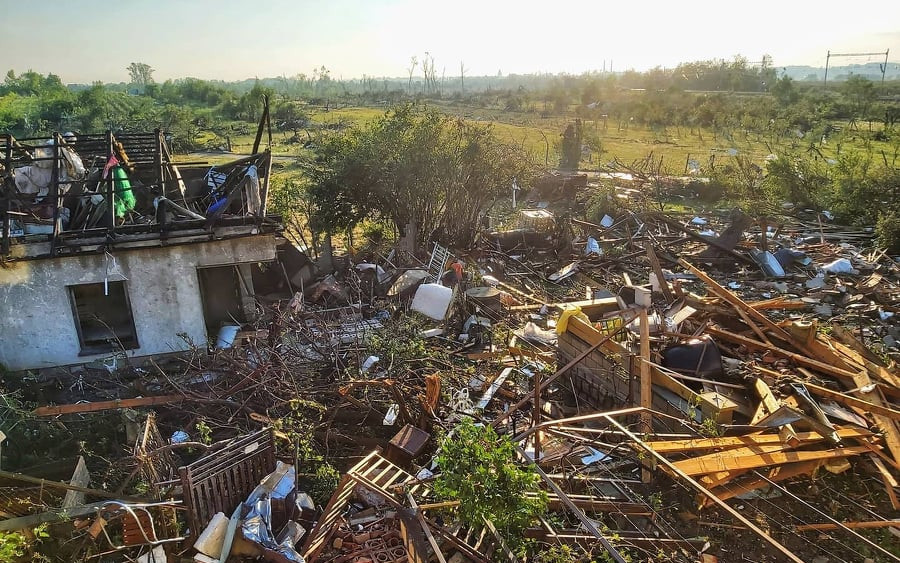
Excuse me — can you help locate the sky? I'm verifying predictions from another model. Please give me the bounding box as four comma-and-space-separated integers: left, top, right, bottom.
2, 0, 899, 84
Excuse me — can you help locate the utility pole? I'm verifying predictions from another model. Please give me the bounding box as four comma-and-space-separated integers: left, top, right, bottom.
460, 61, 466, 97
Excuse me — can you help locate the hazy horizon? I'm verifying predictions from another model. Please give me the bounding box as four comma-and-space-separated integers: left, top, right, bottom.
2, 0, 899, 84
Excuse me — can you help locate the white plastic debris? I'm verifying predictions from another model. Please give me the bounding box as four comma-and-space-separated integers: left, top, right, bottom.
481, 274, 499, 287
585, 237, 601, 255
691, 217, 708, 225
600, 214, 614, 228
137, 546, 167, 563
194, 512, 229, 558
822, 258, 857, 274
634, 286, 652, 308
360, 356, 379, 374
411, 283, 453, 320
521, 322, 558, 346
383, 404, 399, 426
449, 388, 474, 414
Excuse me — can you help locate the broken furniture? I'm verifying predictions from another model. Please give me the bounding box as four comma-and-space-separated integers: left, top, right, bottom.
179, 428, 276, 535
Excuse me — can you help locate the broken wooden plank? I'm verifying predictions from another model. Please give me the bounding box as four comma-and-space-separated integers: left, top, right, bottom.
645, 241, 674, 303
674, 444, 798, 476
508, 296, 620, 314
674, 446, 871, 477
699, 468, 753, 490
795, 520, 900, 532
644, 428, 872, 454
496, 281, 547, 306
0, 501, 108, 532
747, 298, 808, 310
0, 469, 145, 503
407, 493, 447, 563
832, 338, 900, 388
753, 378, 800, 446
653, 213, 756, 265
804, 381, 900, 422
735, 304, 773, 346
61, 456, 90, 509
852, 370, 900, 463
679, 258, 796, 345
639, 308, 652, 434
33, 395, 184, 416
831, 324, 890, 367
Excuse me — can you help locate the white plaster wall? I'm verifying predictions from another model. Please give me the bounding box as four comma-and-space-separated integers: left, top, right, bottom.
0, 235, 276, 371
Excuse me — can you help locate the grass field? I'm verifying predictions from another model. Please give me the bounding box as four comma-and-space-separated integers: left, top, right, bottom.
182, 101, 898, 196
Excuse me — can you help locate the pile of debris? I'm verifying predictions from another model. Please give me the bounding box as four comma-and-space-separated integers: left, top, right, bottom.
1, 177, 898, 562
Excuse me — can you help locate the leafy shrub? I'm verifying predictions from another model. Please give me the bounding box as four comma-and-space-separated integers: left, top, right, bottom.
434, 419, 547, 548
876, 211, 900, 254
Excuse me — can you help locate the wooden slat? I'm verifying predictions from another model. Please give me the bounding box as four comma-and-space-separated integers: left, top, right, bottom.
674, 444, 795, 475
674, 446, 871, 476
645, 427, 872, 454
179, 429, 274, 534
698, 468, 753, 490
804, 381, 900, 421
852, 371, 900, 463
32, 395, 184, 416
795, 520, 900, 532
753, 378, 799, 446
0, 469, 145, 503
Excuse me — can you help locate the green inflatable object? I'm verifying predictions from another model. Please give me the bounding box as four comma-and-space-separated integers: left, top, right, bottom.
112, 165, 136, 218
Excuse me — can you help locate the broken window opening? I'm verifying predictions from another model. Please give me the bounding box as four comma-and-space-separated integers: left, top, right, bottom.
68, 281, 138, 355
197, 265, 247, 338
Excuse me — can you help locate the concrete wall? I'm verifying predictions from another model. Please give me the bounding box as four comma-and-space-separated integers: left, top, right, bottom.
0, 235, 276, 371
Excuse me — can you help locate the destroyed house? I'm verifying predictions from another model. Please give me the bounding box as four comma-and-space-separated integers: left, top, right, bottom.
0, 131, 282, 371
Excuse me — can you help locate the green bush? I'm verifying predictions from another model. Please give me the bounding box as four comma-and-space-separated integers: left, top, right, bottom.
876, 211, 900, 254
360, 219, 394, 244
434, 419, 547, 548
